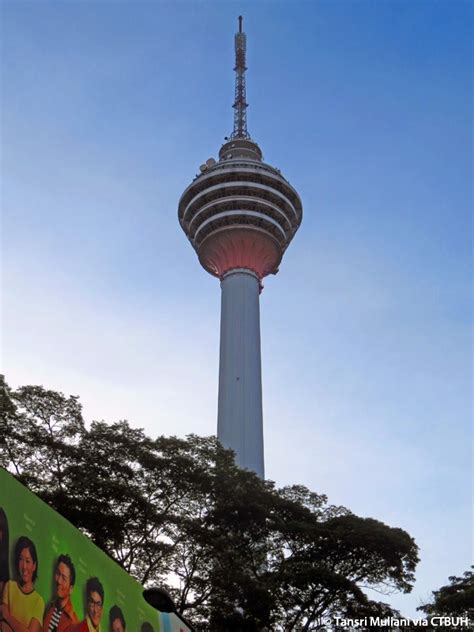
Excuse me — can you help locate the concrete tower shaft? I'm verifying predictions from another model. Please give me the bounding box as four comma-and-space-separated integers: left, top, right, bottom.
217, 269, 264, 476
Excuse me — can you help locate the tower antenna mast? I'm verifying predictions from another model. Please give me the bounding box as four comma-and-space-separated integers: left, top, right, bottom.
231, 15, 250, 139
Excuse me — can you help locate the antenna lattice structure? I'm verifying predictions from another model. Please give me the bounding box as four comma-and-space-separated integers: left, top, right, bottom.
231, 15, 250, 139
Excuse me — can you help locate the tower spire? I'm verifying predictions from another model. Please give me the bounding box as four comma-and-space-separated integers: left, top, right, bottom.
231, 15, 250, 139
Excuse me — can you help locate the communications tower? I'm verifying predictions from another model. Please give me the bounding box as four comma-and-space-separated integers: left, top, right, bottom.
178, 17, 302, 478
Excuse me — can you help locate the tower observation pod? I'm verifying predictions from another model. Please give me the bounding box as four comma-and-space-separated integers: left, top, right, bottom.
178, 17, 302, 478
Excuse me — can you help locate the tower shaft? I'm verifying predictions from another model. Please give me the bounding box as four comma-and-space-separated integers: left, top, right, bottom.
217, 270, 264, 478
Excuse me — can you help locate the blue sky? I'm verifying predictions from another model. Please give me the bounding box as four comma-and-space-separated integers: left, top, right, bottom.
2, 0, 472, 619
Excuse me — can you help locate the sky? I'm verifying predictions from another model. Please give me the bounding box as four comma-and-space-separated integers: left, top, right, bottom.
1, 0, 472, 620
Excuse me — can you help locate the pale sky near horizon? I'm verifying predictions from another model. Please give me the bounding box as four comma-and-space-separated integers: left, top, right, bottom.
1, 0, 472, 620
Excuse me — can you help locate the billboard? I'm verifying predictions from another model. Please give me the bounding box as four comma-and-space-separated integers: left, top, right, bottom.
0, 468, 191, 632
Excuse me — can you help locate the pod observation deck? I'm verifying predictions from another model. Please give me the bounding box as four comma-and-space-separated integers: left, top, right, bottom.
178, 138, 303, 281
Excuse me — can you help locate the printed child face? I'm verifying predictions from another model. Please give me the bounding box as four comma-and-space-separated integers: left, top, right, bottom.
112, 618, 125, 632
55, 562, 72, 600
88, 590, 103, 627
18, 547, 36, 585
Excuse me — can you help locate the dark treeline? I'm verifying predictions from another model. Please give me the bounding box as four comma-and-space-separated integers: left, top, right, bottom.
417, 569, 474, 631
0, 376, 424, 630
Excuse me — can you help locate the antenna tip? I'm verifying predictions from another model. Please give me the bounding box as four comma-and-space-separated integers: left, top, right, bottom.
238, 15, 243, 33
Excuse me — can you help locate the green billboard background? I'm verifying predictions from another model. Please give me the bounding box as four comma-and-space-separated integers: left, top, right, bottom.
0, 468, 190, 632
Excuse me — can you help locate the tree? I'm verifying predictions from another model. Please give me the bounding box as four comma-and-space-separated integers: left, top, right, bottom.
418, 568, 474, 631
0, 376, 419, 630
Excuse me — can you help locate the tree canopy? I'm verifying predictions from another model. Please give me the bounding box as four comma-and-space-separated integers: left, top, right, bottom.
418, 568, 474, 631
0, 376, 419, 630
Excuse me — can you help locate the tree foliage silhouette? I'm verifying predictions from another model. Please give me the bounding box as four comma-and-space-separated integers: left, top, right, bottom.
0, 376, 419, 631
418, 568, 474, 631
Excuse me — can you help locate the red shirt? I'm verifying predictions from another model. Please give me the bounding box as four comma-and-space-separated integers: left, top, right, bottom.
43, 599, 79, 632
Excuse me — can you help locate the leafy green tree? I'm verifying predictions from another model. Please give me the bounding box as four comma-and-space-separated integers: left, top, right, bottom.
418, 568, 474, 631
0, 376, 420, 630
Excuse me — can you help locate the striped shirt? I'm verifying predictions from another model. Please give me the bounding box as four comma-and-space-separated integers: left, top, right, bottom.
48, 605, 62, 632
